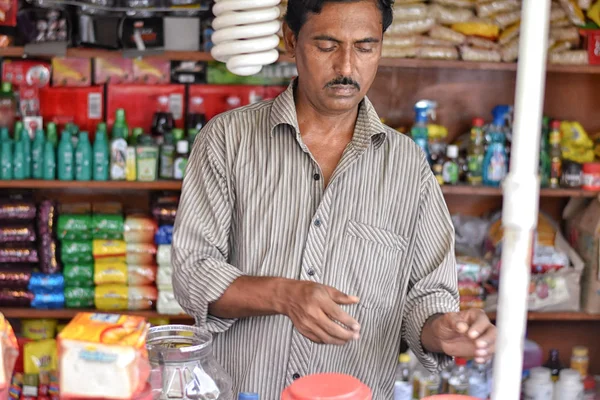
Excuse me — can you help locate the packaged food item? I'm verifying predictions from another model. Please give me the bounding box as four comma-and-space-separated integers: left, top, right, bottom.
157, 265, 173, 290
476, 0, 520, 17
460, 45, 502, 62
9, 372, 23, 399
154, 225, 173, 246
559, 0, 586, 25
456, 256, 492, 282
0, 269, 31, 290
128, 286, 158, 311
0, 313, 18, 391
94, 58, 135, 85
501, 37, 520, 62
157, 290, 185, 315
494, 10, 521, 29
433, 0, 475, 8
467, 36, 500, 50
550, 41, 574, 53
0, 289, 34, 307
387, 17, 436, 35
458, 281, 485, 296
551, 17, 572, 28
499, 21, 520, 45
51, 58, 92, 87
551, 5, 568, 21
92, 214, 124, 240
0, 200, 36, 221
39, 236, 61, 274
23, 339, 57, 375
57, 215, 93, 241
417, 45, 460, 59
124, 216, 158, 244
126, 243, 157, 265
128, 265, 157, 286
550, 27, 581, 45
63, 264, 94, 287
61, 241, 93, 264
0, 224, 36, 243
428, 4, 473, 24
133, 58, 171, 84
582, 162, 600, 190
95, 259, 128, 285
57, 312, 150, 400
548, 50, 588, 64
93, 239, 127, 258
382, 46, 418, 58
429, 25, 466, 44
64, 286, 95, 308
95, 285, 128, 310
22, 319, 58, 340
417, 36, 456, 47
151, 198, 178, 225
28, 273, 64, 294
0, 245, 38, 263
31, 293, 65, 309
37, 200, 56, 238
156, 245, 172, 266
383, 35, 420, 47
452, 20, 500, 40
393, 3, 429, 21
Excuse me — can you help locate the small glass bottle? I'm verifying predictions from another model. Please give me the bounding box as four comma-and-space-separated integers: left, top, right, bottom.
449, 357, 469, 395
543, 349, 564, 382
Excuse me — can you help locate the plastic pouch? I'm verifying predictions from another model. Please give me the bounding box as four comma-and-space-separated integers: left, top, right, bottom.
28, 273, 64, 294
0, 245, 38, 263
559, 0, 586, 25
39, 237, 61, 274
0, 224, 36, 243
499, 21, 520, 45
393, 3, 429, 21
460, 45, 502, 62
157, 265, 173, 290
433, 0, 476, 8
156, 245, 171, 266
22, 319, 58, 340
416, 45, 460, 59
61, 241, 93, 264
63, 264, 94, 287
37, 200, 57, 237
428, 4, 474, 24
57, 215, 92, 241
126, 243, 157, 265
94, 260, 128, 285
476, 0, 520, 18
548, 50, 588, 64
92, 214, 124, 239
467, 36, 500, 50
550, 27, 581, 45
31, 293, 64, 309
0, 269, 31, 290
124, 216, 158, 244
429, 25, 466, 44
154, 225, 173, 246
388, 17, 436, 35
501, 37, 520, 62
452, 20, 500, 40
494, 10, 521, 29
0, 289, 34, 307
64, 287, 95, 308
93, 240, 127, 258
382, 46, 418, 58
0, 313, 18, 390
128, 265, 157, 286
0, 200, 36, 221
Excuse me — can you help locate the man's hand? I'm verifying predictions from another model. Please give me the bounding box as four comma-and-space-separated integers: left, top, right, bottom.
277, 281, 361, 345
421, 308, 496, 364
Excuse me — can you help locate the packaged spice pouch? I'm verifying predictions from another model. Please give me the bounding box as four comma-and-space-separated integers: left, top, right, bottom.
467, 36, 500, 50
550, 27, 581, 45
0, 289, 34, 307
28, 273, 64, 294
0, 312, 18, 390
64, 286, 95, 308
126, 243, 157, 265
456, 256, 492, 283
9, 372, 23, 399
494, 10, 521, 29
157, 265, 173, 290
428, 4, 474, 24
452, 20, 500, 40
0, 244, 39, 263
392, 3, 429, 21
156, 245, 172, 266
157, 289, 185, 315
387, 17, 436, 36
498, 21, 520, 45
548, 49, 589, 64
383, 35, 419, 47
57, 215, 93, 241
460, 45, 502, 62
0, 268, 32, 290
94, 259, 128, 285
124, 216, 158, 244
92, 214, 124, 240
417, 36, 457, 47
0, 224, 36, 243
31, 293, 65, 309
0, 200, 36, 221
458, 281, 485, 297
476, 0, 520, 18
93, 239, 127, 259
37, 200, 56, 237
382, 46, 418, 58
416, 45, 460, 59
63, 264, 94, 287
501, 37, 520, 62
429, 25, 466, 44
23, 339, 58, 375
39, 236, 61, 274
128, 265, 157, 286
558, 0, 586, 25
432, 0, 476, 8
154, 225, 173, 246
22, 319, 58, 340
61, 241, 93, 264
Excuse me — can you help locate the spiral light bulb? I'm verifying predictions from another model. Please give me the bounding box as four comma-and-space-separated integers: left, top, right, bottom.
211, 0, 283, 76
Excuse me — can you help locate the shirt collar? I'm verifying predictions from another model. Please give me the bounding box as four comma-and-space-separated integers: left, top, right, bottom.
269, 79, 388, 148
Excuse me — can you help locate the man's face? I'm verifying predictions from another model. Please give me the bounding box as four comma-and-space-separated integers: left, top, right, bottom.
285, 0, 383, 114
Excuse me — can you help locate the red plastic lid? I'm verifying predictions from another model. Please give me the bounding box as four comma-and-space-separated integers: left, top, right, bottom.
550, 120, 561, 129
472, 118, 485, 127
583, 162, 600, 173
281, 374, 372, 400
455, 357, 467, 366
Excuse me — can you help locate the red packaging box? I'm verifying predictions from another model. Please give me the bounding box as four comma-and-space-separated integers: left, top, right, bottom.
107, 84, 185, 132
188, 85, 274, 121
51, 58, 92, 87
133, 58, 170, 84
2, 60, 51, 88
581, 29, 600, 65
39, 86, 104, 134
94, 58, 134, 85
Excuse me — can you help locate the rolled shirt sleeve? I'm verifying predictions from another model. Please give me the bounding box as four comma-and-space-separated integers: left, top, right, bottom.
171, 117, 244, 333
402, 165, 460, 372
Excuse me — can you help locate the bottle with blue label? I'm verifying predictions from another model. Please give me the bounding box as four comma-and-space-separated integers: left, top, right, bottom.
482, 105, 510, 187
411, 100, 436, 165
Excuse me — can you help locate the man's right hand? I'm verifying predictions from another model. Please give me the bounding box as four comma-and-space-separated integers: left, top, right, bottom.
276, 280, 361, 345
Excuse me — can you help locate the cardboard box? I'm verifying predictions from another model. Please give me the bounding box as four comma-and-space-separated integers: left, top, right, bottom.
51, 58, 91, 87
132, 59, 170, 84
2, 60, 51, 88
39, 86, 104, 134
565, 198, 600, 313
94, 58, 134, 85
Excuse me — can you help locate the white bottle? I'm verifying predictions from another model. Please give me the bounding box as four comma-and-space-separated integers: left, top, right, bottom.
468, 363, 489, 399
394, 353, 412, 400
524, 367, 554, 400
449, 358, 469, 395
554, 369, 584, 400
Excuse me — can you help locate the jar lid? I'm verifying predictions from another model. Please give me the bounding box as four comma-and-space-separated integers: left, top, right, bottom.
582, 162, 600, 173
572, 346, 588, 357
281, 374, 372, 400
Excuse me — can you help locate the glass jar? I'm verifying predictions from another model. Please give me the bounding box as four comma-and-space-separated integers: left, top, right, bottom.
146, 325, 233, 400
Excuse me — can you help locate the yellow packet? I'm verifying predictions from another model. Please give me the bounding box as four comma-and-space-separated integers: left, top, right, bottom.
92, 239, 126, 258
56, 324, 68, 336
95, 285, 128, 310
22, 319, 58, 340
451, 21, 500, 40
94, 260, 128, 285
589, 1, 600, 26
24, 339, 58, 374
147, 317, 170, 326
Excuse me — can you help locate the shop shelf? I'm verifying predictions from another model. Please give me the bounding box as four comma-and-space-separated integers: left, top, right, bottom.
1, 307, 194, 320
441, 185, 598, 198
0, 179, 183, 191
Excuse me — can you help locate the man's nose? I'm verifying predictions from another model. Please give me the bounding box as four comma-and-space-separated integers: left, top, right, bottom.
333, 46, 354, 79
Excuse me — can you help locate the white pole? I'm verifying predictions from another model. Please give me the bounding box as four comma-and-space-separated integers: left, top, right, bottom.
491, 0, 551, 399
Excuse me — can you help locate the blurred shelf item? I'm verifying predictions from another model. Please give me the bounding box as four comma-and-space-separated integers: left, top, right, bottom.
1, 307, 194, 320
441, 185, 598, 198
0, 179, 183, 191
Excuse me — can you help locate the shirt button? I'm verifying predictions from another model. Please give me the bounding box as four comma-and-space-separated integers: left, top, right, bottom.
307, 268, 315, 276
314, 219, 321, 227
293, 373, 300, 380
313, 173, 320, 181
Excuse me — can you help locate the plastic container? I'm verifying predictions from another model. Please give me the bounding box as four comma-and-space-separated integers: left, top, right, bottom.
57, 131, 74, 181
523, 338, 543, 376
281, 373, 372, 400
582, 162, 600, 191
75, 131, 92, 181
570, 346, 589, 378
449, 358, 469, 395
468, 363, 489, 399
523, 367, 554, 400
394, 353, 412, 400
554, 369, 584, 400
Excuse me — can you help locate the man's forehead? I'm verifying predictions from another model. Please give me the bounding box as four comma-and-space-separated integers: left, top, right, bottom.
300, 1, 383, 36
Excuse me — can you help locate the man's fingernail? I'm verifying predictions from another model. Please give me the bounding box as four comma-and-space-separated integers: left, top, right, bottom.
352, 324, 360, 331
475, 357, 486, 364
456, 322, 468, 331
353, 333, 360, 340
350, 296, 360, 302
476, 349, 488, 357
468, 330, 479, 338
476, 340, 488, 348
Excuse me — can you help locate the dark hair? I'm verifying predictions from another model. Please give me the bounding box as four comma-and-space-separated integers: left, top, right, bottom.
284, 0, 394, 37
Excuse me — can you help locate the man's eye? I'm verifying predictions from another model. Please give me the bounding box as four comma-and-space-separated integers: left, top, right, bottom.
318, 46, 336, 52
357, 46, 374, 53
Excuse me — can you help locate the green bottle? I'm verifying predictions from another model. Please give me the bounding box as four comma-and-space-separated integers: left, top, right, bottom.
42, 141, 56, 180
110, 126, 127, 180
13, 140, 25, 179
97, 122, 107, 135
66, 123, 79, 148
14, 121, 23, 141
75, 131, 92, 181
173, 139, 189, 180
21, 130, 31, 178
173, 128, 184, 143
0, 127, 9, 142
131, 127, 144, 145
32, 129, 46, 179
0, 140, 12, 180
136, 135, 159, 182
159, 132, 175, 179
46, 123, 58, 147
93, 129, 109, 181
58, 131, 74, 181
114, 109, 129, 140
187, 128, 198, 147
539, 116, 551, 188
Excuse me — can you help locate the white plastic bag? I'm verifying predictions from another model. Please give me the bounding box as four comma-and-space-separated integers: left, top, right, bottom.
428, 4, 474, 24
476, 0, 520, 18
429, 24, 467, 44
393, 3, 430, 21
387, 17, 436, 35
416, 45, 460, 59
460, 45, 502, 62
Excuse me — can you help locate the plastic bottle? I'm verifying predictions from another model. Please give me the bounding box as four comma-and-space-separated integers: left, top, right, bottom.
419, 370, 440, 398
58, 131, 75, 181
187, 96, 207, 134
467, 117, 486, 186
554, 369, 584, 400
411, 100, 433, 165
0, 127, 10, 142
543, 349, 564, 382
524, 367, 554, 400
131, 127, 144, 146
394, 353, 412, 400
113, 108, 130, 140
151, 96, 174, 143
443, 145, 459, 185
21, 130, 32, 178
159, 132, 175, 179
126, 131, 139, 182
173, 128, 185, 143
14, 121, 23, 142
549, 120, 562, 188
173, 140, 189, 180
440, 361, 454, 393
136, 135, 159, 182
0, 140, 13, 180
31, 129, 46, 179
449, 357, 469, 395
93, 129, 109, 181
468, 363, 489, 399
110, 126, 128, 181
238, 393, 259, 400
0, 82, 17, 129
46, 122, 58, 147
13, 140, 26, 179
75, 131, 92, 181
539, 116, 551, 188
523, 337, 543, 379
42, 141, 56, 180
482, 105, 510, 186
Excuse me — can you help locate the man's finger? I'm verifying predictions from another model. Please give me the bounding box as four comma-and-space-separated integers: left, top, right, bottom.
466, 311, 495, 340
311, 323, 348, 346
324, 302, 360, 333
445, 312, 468, 334
316, 310, 357, 342
474, 325, 497, 350
325, 286, 360, 305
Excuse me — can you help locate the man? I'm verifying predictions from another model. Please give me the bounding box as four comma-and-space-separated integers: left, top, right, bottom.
172, 0, 497, 398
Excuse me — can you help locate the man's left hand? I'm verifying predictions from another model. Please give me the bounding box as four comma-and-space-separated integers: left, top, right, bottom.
422, 308, 496, 364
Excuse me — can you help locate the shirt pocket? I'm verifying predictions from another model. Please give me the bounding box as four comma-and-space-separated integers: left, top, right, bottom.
339, 220, 407, 310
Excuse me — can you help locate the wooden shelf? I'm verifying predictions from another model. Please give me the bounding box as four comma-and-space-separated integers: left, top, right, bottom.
0, 179, 182, 191
487, 311, 600, 321
441, 185, 599, 198
1, 307, 193, 320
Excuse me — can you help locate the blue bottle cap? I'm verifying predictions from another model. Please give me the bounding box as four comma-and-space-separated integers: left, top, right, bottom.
238, 393, 259, 400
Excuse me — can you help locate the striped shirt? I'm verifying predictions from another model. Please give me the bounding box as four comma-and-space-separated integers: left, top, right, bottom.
172, 81, 459, 399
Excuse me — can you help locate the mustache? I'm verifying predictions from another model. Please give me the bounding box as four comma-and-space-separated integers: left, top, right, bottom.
324, 76, 360, 91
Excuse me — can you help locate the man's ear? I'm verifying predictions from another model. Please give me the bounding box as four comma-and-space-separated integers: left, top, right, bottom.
282, 22, 297, 58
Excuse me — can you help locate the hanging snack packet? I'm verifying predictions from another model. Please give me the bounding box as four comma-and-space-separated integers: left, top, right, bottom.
0, 313, 18, 392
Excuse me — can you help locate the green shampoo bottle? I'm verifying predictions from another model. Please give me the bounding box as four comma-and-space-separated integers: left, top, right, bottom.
0, 140, 12, 180
20, 130, 31, 178
58, 131, 74, 181
42, 141, 56, 180
75, 131, 92, 181
0, 127, 9, 142
46, 122, 58, 147
32, 129, 46, 179
13, 140, 25, 179
13, 121, 23, 141
93, 129, 109, 181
